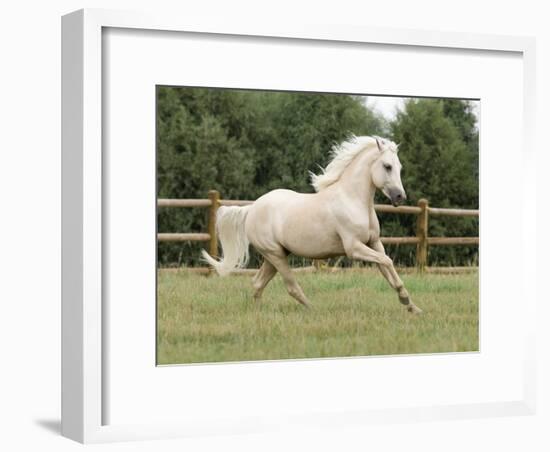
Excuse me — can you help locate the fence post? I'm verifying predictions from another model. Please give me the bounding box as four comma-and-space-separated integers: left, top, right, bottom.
416, 198, 429, 271
207, 190, 220, 258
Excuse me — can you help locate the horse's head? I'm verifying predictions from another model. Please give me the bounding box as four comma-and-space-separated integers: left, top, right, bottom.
371, 137, 406, 207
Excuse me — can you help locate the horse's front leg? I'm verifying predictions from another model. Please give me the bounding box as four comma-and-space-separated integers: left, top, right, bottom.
369, 240, 422, 314
344, 239, 421, 314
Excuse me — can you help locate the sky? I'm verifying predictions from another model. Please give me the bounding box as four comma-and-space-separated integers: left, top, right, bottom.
365, 95, 480, 124
366, 96, 405, 119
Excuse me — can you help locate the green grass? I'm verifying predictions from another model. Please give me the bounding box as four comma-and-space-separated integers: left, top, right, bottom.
157, 268, 478, 365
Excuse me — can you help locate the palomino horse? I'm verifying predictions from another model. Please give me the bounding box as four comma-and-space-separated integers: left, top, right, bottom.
202, 136, 422, 314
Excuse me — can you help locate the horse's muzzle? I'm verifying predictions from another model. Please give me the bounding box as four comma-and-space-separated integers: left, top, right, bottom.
389, 188, 407, 207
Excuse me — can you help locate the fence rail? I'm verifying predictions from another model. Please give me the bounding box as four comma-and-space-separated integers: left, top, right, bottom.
157, 233, 211, 242
158, 190, 479, 270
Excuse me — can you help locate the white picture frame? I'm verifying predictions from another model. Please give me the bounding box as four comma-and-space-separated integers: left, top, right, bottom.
62, 8, 537, 443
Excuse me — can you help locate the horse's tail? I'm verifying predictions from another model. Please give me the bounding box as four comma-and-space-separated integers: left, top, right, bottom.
201, 205, 252, 276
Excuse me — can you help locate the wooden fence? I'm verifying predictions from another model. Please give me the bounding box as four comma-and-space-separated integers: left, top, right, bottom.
158, 190, 479, 270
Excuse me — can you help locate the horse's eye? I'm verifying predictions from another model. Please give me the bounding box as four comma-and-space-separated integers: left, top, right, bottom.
384, 164, 392, 171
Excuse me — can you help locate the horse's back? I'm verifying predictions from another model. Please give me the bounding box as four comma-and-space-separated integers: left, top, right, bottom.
246, 188, 344, 258
246, 189, 307, 230
255, 188, 304, 203
249, 188, 314, 219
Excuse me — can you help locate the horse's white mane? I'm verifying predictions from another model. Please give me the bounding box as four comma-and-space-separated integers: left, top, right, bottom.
310, 135, 398, 192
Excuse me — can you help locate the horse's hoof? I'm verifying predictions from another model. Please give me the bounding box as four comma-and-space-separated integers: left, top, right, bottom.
407, 304, 423, 315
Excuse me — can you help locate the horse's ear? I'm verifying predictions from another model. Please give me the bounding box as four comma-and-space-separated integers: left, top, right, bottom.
375, 137, 383, 152
396, 143, 401, 153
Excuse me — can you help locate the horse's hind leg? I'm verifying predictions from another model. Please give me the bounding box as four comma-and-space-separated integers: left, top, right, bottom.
263, 252, 311, 308
252, 260, 277, 302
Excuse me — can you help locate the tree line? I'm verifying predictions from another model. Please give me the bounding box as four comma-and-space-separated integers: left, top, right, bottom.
157, 86, 478, 267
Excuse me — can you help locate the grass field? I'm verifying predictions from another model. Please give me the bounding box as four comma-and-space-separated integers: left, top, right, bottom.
157, 268, 478, 365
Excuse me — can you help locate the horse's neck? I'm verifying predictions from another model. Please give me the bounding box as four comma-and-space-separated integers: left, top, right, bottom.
336, 149, 377, 207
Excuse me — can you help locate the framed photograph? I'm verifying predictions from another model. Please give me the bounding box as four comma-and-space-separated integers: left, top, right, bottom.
62, 9, 537, 443
155, 86, 480, 365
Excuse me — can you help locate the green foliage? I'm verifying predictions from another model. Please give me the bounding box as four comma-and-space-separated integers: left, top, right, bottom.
157, 87, 257, 266
157, 87, 478, 267
384, 98, 479, 266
